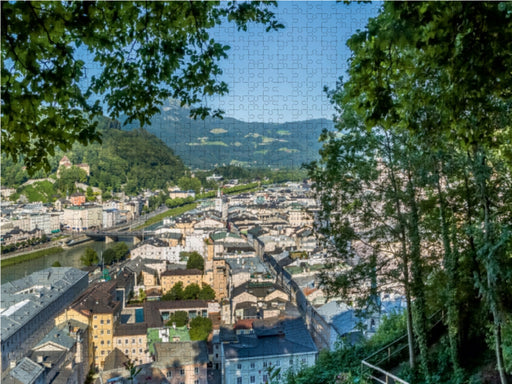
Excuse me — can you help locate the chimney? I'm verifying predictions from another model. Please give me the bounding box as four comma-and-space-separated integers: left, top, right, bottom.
37, 355, 44, 363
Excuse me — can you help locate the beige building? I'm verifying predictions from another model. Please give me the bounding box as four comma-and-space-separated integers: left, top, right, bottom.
113, 324, 151, 365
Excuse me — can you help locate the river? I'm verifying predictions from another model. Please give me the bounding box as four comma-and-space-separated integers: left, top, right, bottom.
1, 239, 133, 284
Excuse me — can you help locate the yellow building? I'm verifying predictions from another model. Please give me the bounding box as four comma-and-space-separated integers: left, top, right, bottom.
55, 281, 122, 370
160, 269, 203, 294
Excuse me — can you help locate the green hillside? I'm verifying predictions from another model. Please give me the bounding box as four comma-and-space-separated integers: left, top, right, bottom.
120, 99, 334, 169
1, 117, 187, 195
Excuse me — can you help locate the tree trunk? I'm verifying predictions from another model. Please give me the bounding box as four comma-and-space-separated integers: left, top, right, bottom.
434, 162, 462, 379
474, 149, 508, 384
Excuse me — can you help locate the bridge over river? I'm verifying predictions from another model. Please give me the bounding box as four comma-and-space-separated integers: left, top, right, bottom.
84, 229, 156, 245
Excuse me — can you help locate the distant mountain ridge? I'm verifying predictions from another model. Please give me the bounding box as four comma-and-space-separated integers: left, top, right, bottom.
120, 99, 334, 169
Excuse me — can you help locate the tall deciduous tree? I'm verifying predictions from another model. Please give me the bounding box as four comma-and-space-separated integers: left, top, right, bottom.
1, 1, 283, 173
333, 2, 512, 383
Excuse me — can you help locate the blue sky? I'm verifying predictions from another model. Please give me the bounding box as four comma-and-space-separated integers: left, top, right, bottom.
206, 1, 382, 123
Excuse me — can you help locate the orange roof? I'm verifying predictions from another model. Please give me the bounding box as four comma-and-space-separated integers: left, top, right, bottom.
303, 287, 318, 296
233, 319, 255, 330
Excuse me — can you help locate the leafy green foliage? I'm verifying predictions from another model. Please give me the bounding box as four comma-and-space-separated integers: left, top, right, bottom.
162, 281, 215, 301
162, 281, 184, 301
51, 261, 62, 267
310, 2, 512, 383
110, 242, 129, 261
54, 166, 88, 196
189, 316, 212, 341
2, 1, 283, 174
177, 176, 202, 194
186, 251, 204, 271
102, 248, 116, 265
80, 247, 99, 266
166, 311, 188, 327
198, 283, 216, 300
183, 283, 201, 300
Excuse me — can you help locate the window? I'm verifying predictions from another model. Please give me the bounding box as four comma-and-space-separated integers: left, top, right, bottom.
262, 375, 268, 383
100, 320, 104, 324
101, 330, 104, 335
94, 325, 97, 329
237, 363, 242, 370
237, 378, 242, 384
139, 349, 143, 353
166, 372, 172, 378
289, 359, 293, 366
101, 340, 104, 345
125, 349, 129, 354
125, 339, 129, 344
107, 330, 111, 334
101, 351, 105, 355
263, 362, 267, 368
117, 340, 122, 345
139, 338, 142, 344
276, 360, 280, 367
250, 362, 255, 369
250, 376, 255, 383
194, 367, 199, 375
132, 338, 135, 343
94, 315, 98, 319
107, 341, 110, 345
180, 369, 185, 376
132, 349, 135, 354
94, 335, 98, 339
107, 319, 111, 324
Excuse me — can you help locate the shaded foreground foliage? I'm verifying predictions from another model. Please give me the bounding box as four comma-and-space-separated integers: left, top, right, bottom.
306, 2, 512, 383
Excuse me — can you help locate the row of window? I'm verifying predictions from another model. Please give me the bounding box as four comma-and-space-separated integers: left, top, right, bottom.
165, 367, 200, 377
237, 375, 276, 384
236, 359, 289, 370
117, 338, 144, 345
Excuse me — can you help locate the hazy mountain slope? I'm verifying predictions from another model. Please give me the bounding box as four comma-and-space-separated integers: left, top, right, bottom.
121, 99, 334, 169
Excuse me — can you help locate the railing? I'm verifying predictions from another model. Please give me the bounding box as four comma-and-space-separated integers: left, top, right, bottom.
361, 360, 410, 384
361, 310, 445, 384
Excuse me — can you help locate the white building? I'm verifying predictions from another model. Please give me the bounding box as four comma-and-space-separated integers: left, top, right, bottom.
129, 238, 181, 264
61, 205, 102, 231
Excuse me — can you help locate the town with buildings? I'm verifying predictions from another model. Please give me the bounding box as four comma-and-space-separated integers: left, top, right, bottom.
0, 177, 405, 384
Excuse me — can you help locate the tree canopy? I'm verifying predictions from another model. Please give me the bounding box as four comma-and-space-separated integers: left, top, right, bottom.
308, 2, 512, 383
1, 1, 283, 173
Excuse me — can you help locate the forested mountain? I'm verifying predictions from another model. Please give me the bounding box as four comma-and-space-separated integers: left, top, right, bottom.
1, 117, 187, 194
120, 99, 335, 169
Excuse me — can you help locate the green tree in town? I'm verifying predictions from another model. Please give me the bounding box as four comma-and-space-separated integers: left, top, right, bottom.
80, 247, 99, 266
189, 316, 212, 341
2, 1, 283, 173
162, 281, 185, 301
111, 242, 129, 261
166, 311, 188, 328
183, 283, 201, 300
186, 251, 205, 271
102, 248, 116, 265
198, 283, 216, 301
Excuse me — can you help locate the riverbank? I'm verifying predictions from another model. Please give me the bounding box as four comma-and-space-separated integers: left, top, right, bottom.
1, 246, 65, 267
